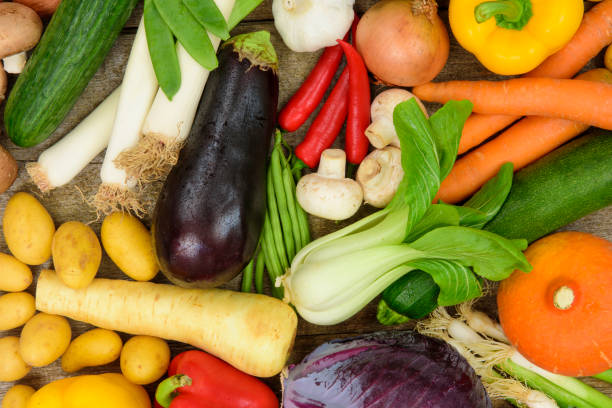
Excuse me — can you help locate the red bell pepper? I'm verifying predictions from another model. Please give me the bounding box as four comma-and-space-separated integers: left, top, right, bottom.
155, 350, 278, 408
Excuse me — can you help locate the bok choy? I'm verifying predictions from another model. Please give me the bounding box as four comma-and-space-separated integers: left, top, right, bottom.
280, 99, 532, 325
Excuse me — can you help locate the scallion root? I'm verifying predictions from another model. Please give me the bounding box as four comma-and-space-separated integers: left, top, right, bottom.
26, 162, 52, 193
114, 132, 183, 184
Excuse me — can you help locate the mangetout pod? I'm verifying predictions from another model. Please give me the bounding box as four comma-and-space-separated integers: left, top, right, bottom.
152, 31, 279, 288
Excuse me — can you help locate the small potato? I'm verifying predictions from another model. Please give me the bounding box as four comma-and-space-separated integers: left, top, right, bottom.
120, 336, 170, 385
0, 144, 17, 194
61, 328, 122, 373
2, 384, 36, 408
52, 221, 101, 289
606, 45, 612, 72
102, 212, 158, 281
19, 313, 71, 367
0, 336, 31, 381
0, 253, 32, 292
0, 292, 36, 330
3, 192, 55, 265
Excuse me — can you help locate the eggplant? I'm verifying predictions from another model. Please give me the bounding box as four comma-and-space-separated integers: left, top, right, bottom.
152, 31, 279, 288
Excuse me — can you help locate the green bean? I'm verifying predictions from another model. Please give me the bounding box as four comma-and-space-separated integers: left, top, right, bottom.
254, 252, 265, 294
228, 0, 263, 30
240, 257, 254, 293
144, 0, 181, 99
281, 145, 311, 248
152, 0, 217, 70
261, 216, 284, 299
266, 163, 289, 269
281, 165, 304, 251
271, 144, 296, 260
183, 0, 229, 40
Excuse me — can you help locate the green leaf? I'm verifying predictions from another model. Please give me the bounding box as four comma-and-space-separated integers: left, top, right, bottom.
144, 0, 181, 100
228, 0, 263, 30
184, 0, 230, 40
388, 99, 441, 231
153, 0, 218, 70
458, 162, 514, 229
430, 100, 473, 180
411, 226, 532, 281
376, 299, 411, 325
404, 204, 460, 243
408, 259, 482, 306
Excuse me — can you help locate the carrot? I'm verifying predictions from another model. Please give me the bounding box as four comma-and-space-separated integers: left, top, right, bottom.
458, 113, 518, 154
497, 231, 612, 376
413, 77, 612, 130
35, 270, 297, 378
457, 0, 612, 151
437, 68, 612, 203
526, 0, 612, 79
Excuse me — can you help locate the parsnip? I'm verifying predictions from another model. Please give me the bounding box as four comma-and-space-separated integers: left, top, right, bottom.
36, 270, 297, 377
115, 0, 236, 183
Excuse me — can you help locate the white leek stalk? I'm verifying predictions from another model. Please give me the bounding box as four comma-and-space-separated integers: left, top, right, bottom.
94, 18, 158, 215
27, 87, 121, 193
116, 0, 236, 184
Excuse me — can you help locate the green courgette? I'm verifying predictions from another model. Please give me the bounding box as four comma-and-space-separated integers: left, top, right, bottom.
485, 130, 612, 243
377, 270, 440, 325
5, 0, 139, 147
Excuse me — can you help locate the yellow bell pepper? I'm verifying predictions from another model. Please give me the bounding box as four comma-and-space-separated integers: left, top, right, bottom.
27, 373, 151, 408
449, 0, 584, 75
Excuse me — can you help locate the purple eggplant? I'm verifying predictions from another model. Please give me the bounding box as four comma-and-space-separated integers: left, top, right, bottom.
152, 31, 279, 288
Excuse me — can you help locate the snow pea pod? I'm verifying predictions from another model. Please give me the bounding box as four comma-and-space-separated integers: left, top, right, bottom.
183, 0, 229, 40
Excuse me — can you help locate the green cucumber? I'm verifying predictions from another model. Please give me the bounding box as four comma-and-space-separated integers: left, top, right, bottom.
5, 0, 139, 147
377, 270, 440, 325
485, 130, 612, 243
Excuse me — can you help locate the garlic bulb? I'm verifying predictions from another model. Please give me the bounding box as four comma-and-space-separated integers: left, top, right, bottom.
273, 0, 355, 52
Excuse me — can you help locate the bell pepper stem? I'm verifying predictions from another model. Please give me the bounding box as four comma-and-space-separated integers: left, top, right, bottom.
155, 374, 193, 408
474, 0, 533, 30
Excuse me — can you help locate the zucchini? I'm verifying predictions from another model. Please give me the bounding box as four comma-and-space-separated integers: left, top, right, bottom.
377, 270, 440, 325
485, 130, 612, 243
5, 0, 139, 147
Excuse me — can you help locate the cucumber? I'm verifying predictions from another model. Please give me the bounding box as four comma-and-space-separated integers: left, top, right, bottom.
377, 270, 440, 325
485, 130, 612, 243
5, 0, 139, 147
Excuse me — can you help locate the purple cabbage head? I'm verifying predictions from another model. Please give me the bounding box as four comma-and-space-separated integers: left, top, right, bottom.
282, 331, 491, 408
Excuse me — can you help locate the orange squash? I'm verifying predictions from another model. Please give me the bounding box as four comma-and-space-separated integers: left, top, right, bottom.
498, 231, 612, 376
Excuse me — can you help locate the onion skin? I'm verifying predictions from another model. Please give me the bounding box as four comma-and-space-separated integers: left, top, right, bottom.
356, 0, 449, 87
14, 0, 61, 18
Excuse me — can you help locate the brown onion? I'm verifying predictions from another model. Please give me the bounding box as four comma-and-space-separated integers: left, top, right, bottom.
14, 0, 61, 18
356, 0, 449, 87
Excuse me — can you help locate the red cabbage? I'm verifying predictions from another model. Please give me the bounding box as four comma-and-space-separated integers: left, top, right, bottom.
282, 331, 491, 408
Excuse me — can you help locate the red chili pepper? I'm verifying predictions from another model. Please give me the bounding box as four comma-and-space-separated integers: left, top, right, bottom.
278, 32, 350, 132
156, 350, 278, 408
295, 68, 350, 168
337, 40, 370, 164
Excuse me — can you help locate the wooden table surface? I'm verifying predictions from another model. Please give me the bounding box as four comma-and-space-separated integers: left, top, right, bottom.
1, 1, 611, 406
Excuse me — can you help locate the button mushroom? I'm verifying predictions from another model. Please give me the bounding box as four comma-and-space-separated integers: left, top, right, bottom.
0, 2, 43, 77
356, 146, 404, 208
296, 149, 363, 221
365, 88, 428, 149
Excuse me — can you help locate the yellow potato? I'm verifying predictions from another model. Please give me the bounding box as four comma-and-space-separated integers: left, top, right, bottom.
2, 384, 36, 408
0, 253, 32, 292
52, 221, 102, 289
2, 192, 55, 265
0, 336, 30, 381
0, 292, 36, 330
61, 328, 123, 373
101, 212, 158, 281
120, 336, 170, 385
606, 45, 612, 72
19, 313, 71, 367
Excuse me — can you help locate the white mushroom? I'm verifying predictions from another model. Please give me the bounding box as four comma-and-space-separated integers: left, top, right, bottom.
365, 88, 428, 149
296, 149, 363, 221
356, 146, 403, 208
0, 2, 43, 76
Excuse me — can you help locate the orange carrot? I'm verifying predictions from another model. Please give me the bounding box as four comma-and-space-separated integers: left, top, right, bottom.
457, 0, 612, 151
413, 77, 612, 130
436, 68, 612, 203
458, 113, 518, 154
